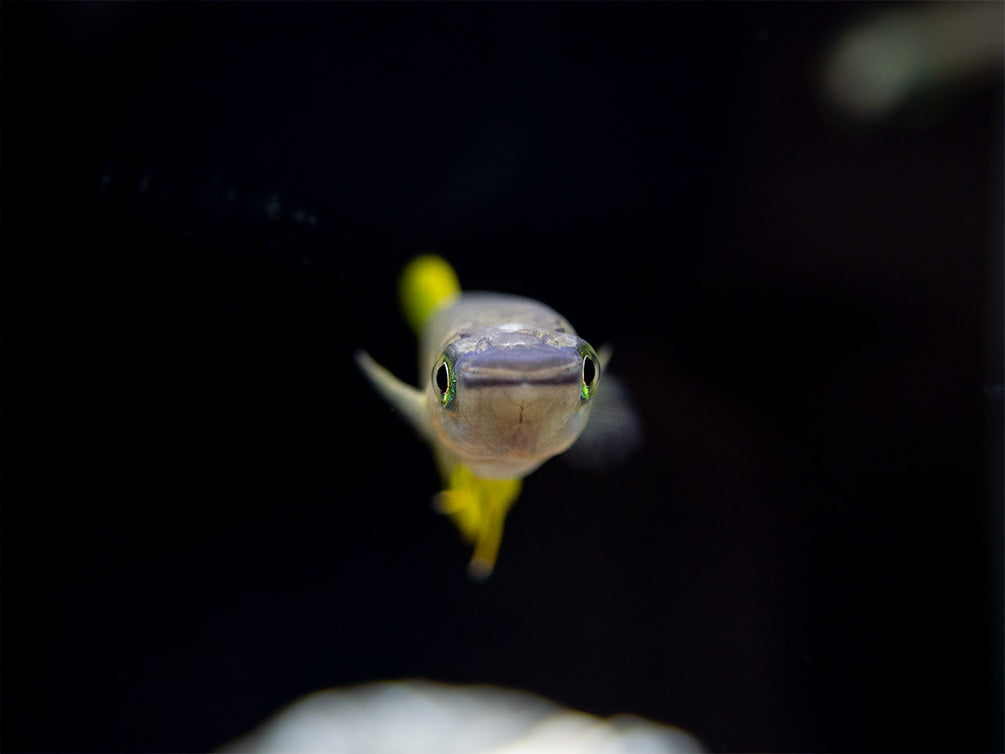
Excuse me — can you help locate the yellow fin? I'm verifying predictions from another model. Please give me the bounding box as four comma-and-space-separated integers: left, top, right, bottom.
434, 464, 521, 580
398, 255, 461, 335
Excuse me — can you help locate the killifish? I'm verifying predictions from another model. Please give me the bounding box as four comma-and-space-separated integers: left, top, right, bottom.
356, 255, 608, 579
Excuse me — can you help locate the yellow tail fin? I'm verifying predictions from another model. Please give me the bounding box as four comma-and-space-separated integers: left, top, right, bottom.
398, 255, 461, 334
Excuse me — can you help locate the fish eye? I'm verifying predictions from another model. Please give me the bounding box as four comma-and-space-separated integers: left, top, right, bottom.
579, 343, 600, 402
432, 353, 456, 408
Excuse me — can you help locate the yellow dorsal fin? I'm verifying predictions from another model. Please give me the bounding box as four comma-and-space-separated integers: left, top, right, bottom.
398, 255, 461, 334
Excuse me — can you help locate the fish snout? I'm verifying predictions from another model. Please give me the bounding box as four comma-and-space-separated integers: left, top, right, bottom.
457, 344, 583, 391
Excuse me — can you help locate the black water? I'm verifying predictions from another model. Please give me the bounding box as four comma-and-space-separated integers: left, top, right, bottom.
3, 3, 1002, 752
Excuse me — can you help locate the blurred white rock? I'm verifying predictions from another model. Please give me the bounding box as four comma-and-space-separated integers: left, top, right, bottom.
220, 679, 704, 754
822, 3, 1002, 120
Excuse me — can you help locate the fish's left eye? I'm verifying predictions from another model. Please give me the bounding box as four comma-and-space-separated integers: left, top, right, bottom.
432, 353, 456, 408
579, 343, 600, 402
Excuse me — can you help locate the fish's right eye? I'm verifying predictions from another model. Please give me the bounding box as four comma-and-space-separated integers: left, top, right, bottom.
435, 362, 449, 394
433, 353, 456, 408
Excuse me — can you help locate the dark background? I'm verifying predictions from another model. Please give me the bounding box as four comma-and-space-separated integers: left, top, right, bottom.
2, 3, 1002, 752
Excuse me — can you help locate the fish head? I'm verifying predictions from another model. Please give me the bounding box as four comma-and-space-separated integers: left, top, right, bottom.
427, 329, 600, 478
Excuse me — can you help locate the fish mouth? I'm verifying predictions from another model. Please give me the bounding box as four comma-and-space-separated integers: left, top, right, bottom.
457, 345, 582, 389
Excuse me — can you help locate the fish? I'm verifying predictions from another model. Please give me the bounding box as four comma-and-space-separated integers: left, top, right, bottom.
355, 255, 613, 579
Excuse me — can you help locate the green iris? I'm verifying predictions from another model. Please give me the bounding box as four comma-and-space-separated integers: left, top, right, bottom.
579, 343, 600, 402
433, 352, 457, 408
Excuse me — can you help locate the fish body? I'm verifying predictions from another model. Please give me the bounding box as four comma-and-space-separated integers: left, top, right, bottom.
356, 256, 603, 578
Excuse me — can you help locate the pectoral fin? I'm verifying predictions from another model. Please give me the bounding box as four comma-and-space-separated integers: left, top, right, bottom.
565, 355, 643, 470
355, 350, 428, 438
